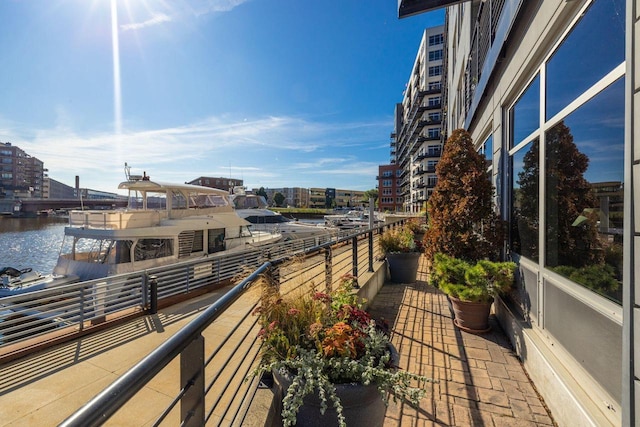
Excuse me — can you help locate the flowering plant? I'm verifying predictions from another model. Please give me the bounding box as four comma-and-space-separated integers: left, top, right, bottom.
251, 273, 432, 427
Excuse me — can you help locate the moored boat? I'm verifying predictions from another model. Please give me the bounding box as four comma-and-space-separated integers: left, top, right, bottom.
52, 167, 282, 282
230, 187, 335, 240
0, 267, 79, 297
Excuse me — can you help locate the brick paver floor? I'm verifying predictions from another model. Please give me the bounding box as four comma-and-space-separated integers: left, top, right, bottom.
368, 258, 556, 427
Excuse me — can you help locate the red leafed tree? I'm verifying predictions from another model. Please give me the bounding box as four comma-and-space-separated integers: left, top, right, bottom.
424, 129, 503, 262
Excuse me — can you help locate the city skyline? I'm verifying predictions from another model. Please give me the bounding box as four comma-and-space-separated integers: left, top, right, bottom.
0, 0, 444, 193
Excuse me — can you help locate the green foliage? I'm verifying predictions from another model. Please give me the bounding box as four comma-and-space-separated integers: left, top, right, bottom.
274, 192, 286, 207
379, 225, 420, 254
249, 273, 433, 427
432, 253, 516, 303
551, 264, 620, 294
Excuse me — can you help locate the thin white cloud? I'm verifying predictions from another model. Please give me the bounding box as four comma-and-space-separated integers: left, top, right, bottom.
6, 114, 388, 192
121, 12, 172, 31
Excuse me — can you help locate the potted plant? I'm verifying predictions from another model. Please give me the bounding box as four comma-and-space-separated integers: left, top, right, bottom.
379, 224, 422, 283
250, 274, 433, 427
422, 129, 509, 332
431, 253, 516, 333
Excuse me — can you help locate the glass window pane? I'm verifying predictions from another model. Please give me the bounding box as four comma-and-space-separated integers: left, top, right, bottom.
546, 0, 625, 119
544, 78, 624, 304
511, 139, 539, 262
511, 75, 540, 147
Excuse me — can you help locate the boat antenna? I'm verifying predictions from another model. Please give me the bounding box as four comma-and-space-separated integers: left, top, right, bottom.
124, 162, 131, 181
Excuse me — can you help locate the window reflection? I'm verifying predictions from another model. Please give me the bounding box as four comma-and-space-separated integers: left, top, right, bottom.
511, 75, 540, 147
546, 0, 625, 120
511, 139, 539, 262
545, 78, 624, 304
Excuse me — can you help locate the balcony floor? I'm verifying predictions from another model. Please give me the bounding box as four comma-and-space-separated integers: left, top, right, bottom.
367, 256, 556, 426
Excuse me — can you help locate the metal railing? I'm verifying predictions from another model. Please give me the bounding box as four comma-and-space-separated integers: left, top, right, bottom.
0, 226, 365, 351
57, 221, 405, 426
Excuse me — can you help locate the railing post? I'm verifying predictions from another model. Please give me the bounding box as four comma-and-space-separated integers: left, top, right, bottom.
78, 287, 85, 331
351, 236, 359, 288
142, 273, 149, 309
181, 335, 205, 427
368, 230, 374, 272
325, 247, 332, 293
149, 275, 158, 315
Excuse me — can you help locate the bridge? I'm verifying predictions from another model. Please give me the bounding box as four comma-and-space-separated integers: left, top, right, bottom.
1, 198, 128, 216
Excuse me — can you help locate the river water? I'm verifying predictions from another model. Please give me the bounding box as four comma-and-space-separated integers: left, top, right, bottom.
0, 217, 68, 274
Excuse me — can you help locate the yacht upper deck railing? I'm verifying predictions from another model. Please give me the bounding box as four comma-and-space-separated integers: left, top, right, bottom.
68, 209, 167, 229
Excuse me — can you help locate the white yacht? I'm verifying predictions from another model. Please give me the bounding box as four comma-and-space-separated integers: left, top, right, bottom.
52, 169, 282, 282
324, 210, 384, 229
0, 267, 79, 298
230, 187, 334, 240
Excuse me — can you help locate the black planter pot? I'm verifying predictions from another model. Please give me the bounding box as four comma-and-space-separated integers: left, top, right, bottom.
271, 369, 386, 427
386, 252, 421, 283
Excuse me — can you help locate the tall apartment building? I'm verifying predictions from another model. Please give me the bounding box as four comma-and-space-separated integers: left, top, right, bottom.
400, 0, 635, 425
0, 142, 44, 199
388, 25, 444, 213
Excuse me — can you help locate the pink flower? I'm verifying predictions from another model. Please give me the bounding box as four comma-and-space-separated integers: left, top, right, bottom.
288, 308, 301, 316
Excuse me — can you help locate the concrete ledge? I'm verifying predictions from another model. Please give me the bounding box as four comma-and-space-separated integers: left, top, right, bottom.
495, 297, 619, 427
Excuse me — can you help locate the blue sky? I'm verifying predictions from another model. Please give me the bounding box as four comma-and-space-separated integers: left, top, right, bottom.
0, 0, 443, 193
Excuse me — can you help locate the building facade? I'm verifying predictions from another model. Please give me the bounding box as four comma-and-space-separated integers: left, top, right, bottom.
377, 164, 403, 212
0, 142, 44, 199
412, 0, 632, 425
308, 188, 366, 209
259, 187, 310, 208
391, 25, 445, 213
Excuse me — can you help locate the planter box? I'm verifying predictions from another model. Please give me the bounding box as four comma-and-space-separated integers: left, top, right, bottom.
272, 370, 386, 427
449, 296, 492, 333
386, 252, 421, 283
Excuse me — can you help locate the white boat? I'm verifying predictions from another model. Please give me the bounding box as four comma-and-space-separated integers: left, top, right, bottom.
52, 169, 282, 282
230, 187, 335, 240
0, 267, 79, 298
324, 210, 384, 229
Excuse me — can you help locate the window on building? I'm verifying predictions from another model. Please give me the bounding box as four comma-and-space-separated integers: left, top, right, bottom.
428, 112, 441, 121
428, 34, 443, 46
508, 0, 624, 305
429, 49, 443, 62
429, 82, 441, 91
428, 65, 442, 77
427, 128, 440, 139
428, 96, 441, 107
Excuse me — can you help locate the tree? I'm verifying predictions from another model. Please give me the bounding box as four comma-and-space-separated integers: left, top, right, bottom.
256, 187, 268, 199
542, 121, 602, 267
273, 192, 285, 207
424, 129, 503, 262
363, 189, 378, 205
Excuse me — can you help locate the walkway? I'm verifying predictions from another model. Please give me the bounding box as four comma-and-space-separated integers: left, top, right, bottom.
0, 262, 556, 426
367, 257, 556, 427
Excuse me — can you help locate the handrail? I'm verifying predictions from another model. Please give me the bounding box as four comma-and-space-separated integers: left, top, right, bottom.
59, 262, 272, 427
56, 219, 408, 426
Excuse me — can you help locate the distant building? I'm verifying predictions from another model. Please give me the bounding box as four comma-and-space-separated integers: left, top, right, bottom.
377, 164, 403, 212
0, 142, 45, 199
257, 187, 310, 208
44, 177, 76, 199
308, 188, 365, 209
187, 176, 243, 192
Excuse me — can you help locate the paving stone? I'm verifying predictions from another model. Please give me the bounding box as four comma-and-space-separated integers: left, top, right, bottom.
485, 361, 510, 379
476, 387, 511, 407
493, 415, 538, 427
